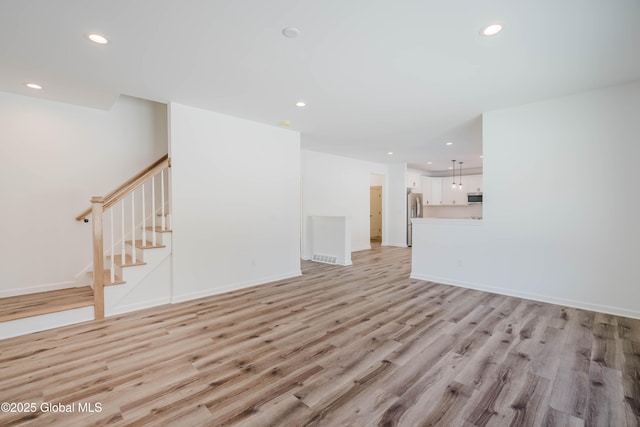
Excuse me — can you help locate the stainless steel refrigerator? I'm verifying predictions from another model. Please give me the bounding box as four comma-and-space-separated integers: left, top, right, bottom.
407, 191, 422, 247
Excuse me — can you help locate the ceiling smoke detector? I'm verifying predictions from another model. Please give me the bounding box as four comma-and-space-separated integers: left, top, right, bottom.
282, 27, 300, 38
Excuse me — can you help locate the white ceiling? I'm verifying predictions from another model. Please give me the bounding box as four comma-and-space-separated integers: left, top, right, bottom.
1, 0, 639, 172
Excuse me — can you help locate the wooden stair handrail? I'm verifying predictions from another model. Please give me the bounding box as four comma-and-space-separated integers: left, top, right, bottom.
76, 154, 170, 221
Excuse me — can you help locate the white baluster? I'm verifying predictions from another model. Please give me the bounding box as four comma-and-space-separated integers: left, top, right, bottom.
121, 201, 125, 265
151, 174, 157, 246
131, 190, 136, 263
110, 208, 115, 283
142, 183, 146, 247
161, 169, 166, 230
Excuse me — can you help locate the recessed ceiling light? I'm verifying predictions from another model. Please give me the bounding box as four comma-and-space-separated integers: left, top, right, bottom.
296, 101, 306, 107
282, 27, 300, 38
480, 155, 484, 158
279, 120, 291, 127
481, 24, 503, 36
387, 152, 393, 155
427, 162, 432, 165
87, 33, 109, 45
448, 166, 453, 170
446, 142, 453, 146
25, 83, 42, 90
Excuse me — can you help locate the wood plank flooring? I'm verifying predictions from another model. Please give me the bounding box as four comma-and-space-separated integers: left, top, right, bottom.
1, 246, 639, 426
0, 287, 94, 322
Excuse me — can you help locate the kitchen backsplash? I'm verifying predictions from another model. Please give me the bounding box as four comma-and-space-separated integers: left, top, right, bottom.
423, 204, 483, 219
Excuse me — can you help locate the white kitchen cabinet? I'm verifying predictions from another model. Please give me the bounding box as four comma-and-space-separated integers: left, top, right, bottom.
407, 171, 422, 191
423, 175, 482, 205
423, 177, 442, 205
459, 175, 473, 203
439, 174, 485, 205
441, 178, 453, 204
421, 177, 432, 205
442, 177, 467, 205
467, 174, 483, 193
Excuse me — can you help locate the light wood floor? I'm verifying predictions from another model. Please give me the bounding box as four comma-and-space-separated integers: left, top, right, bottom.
0, 287, 94, 322
1, 246, 639, 426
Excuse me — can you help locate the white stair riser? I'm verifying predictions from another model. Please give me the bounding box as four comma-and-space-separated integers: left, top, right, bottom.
124, 230, 167, 258
104, 234, 172, 316
117, 246, 171, 284
0, 306, 95, 340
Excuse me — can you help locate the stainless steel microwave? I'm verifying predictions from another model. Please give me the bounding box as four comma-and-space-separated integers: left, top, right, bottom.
467, 192, 483, 204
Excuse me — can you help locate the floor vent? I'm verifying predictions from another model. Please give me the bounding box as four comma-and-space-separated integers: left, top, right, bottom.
311, 253, 338, 265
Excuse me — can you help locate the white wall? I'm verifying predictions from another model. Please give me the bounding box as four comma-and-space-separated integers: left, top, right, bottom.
301, 150, 402, 257
370, 173, 384, 186
308, 216, 352, 266
411, 81, 640, 318
0, 92, 167, 297
386, 162, 408, 247
169, 103, 301, 302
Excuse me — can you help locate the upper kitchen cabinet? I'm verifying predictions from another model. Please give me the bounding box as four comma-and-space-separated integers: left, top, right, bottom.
436, 174, 483, 205
422, 177, 443, 205
407, 171, 423, 192
467, 174, 483, 193
421, 177, 431, 203
441, 176, 467, 205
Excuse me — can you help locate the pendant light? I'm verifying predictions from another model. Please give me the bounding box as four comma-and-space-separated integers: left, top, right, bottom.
458, 161, 463, 190
451, 160, 456, 189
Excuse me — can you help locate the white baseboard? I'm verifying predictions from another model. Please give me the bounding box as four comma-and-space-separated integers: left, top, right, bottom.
384, 241, 408, 248
302, 256, 351, 266
0, 306, 94, 340
410, 272, 640, 320
171, 270, 303, 304
0, 281, 78, 298
106, 297, 172, 317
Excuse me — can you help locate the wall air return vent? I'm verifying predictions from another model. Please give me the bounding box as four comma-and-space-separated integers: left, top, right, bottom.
311, 253, 338, 265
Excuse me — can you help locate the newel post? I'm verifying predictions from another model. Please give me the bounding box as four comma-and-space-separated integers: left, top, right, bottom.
91, 196, 105, 319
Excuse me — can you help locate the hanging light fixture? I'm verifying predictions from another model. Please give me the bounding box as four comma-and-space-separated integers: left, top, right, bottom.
451, 160, 456, 189
458, 161, 463, 190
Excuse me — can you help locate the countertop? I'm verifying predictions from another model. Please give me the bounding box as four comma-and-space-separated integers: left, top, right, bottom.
411, 217, 483, 225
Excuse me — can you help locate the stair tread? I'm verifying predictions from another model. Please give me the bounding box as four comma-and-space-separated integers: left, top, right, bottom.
145, 226, 172, 232
88, 270, 125, 286
107, 253, 146, 267
0, 287, 94, 322
126, 240, 166, 249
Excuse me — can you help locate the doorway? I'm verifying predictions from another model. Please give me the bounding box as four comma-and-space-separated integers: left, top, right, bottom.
369, 185, 382, 245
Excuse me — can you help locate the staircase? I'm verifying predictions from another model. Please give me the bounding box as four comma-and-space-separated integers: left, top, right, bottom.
0, 155, 172, 340
99, 224, 172, 316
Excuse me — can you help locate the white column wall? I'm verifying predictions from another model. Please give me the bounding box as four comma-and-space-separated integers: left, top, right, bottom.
386, 162, 409, 247
0, 93, 168, 296
169, 103, 301, 302
411, 81, 640, 318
